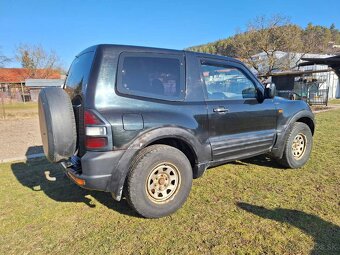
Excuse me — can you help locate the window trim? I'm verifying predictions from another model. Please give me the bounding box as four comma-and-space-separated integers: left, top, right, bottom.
200, 58, 259, 101
116, 52, 186, 102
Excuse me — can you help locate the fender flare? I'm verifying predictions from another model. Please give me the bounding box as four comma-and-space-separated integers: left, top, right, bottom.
287, 110, 315, 132
271, 110, 315, 159
108, 127, 210, 200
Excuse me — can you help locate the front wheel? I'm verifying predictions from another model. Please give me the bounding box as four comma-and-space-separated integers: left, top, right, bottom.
277, 122, 313, 168
125, 145, 193, 218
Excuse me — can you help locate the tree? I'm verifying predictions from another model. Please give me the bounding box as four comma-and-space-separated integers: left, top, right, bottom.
0, 47, 11, 67
232, 15, 305, 75
329, 23, 340, 49
186, 17, 340, 76
15, 44, 62, 78
303, 23, 333, 53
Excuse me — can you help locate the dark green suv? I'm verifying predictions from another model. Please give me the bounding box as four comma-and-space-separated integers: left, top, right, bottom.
38, 44, 315, 218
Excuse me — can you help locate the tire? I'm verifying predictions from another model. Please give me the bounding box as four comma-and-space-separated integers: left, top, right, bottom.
277, 122, 313, 168
38, 87, 77, 163
126, 145, 193, 218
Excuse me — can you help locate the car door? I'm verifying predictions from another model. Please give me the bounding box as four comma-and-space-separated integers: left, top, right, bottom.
199, 58, 278, 162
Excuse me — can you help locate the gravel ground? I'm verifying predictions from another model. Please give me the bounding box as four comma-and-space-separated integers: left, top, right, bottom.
0, 117, 43, 162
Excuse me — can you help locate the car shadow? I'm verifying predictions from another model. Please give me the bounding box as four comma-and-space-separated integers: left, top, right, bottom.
237, 202, 340, 255
11, 157, 138, 217
235, 155, 286, 169
25, 145, 44, 157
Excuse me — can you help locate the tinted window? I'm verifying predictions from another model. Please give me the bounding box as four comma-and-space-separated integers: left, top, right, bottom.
64, 51, 94, 98
117, 53, 184, 100
201, 63, 257, 100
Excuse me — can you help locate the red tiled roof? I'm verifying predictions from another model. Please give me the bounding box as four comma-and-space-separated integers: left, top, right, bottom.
0, 68, 61, 83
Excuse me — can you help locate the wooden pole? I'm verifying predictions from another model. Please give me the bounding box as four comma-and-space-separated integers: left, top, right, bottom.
21, 81, 26, 103
1, 91, 5, 119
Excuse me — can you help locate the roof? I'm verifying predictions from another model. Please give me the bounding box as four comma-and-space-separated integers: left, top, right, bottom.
259, 68, 333, 78
78, 44, 241, 64
77, 44, 183, 58
300, 55, 340, 67
299, 55, 340, 78
0, 68, 61, 83
25, 79, 65, 88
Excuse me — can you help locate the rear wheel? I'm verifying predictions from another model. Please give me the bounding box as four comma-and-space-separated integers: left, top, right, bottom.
126, 145, 192, 218
277, 122, 313, 168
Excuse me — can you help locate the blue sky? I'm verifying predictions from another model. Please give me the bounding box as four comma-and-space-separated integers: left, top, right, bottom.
1, 0, 339, 68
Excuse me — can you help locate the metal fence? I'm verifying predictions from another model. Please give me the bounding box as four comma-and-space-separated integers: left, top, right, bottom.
308, 88, 329, 106
277, 81, 329, 106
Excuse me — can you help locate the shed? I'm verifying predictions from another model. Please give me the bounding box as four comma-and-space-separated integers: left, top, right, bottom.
25, 79, 65, 101
0, 68, 62, 102
299, 55, 340, 98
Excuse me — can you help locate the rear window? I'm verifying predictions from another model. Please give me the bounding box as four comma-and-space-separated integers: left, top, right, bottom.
117, 52, 185, 101
64, 51, 94, 98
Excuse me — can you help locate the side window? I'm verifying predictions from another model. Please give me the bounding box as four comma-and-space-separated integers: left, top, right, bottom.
201, 63, 257, 100
64, 51, 94, 98
117, 53, 184, 100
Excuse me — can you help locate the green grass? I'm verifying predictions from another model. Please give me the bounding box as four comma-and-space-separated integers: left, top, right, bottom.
1, 110, 340, 254
0, 102, 38, 119
329, 99, 340, 105
2, 102, 38, 110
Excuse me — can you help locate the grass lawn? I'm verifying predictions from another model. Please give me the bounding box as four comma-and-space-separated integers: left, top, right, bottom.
329, 99, 340, 105
0, 102, 38, 119
2, 102, 38, 110
0, 110, 339, 254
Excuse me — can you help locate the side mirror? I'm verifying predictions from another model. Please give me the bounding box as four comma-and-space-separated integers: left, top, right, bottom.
265, 83, 276, 99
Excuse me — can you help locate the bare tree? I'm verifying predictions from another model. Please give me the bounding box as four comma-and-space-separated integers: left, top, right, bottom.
231, 15, 305, 76
15, 44, 61, 78
0, 47, 11, 67
188, 16, 340, 76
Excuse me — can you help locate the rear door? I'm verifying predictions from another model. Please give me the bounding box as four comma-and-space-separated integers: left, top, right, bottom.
64, 50, 95, 156
199, 58, 277, 162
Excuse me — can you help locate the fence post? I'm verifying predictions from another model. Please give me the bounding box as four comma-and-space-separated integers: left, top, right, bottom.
21, 81, 26, 103
307, 86, 310, 105
1, 92, 5, 119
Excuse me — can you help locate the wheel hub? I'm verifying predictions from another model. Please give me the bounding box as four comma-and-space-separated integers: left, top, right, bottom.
146, 163, 181, 203
291, 133, 307, 160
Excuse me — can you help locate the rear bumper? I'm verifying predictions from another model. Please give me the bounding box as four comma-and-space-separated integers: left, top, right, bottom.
61, 150, 125, 191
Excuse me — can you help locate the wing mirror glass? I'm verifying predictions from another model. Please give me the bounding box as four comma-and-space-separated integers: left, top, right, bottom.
265, 83, 276, 99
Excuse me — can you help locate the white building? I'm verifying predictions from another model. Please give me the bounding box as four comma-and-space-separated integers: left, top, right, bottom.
252, 51, 340, 99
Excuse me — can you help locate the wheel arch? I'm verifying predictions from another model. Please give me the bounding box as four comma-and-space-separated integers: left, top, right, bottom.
108, 127, 210, 201
271, 110, 315, 159
148, 137, 198, 168
296, 116, 315, 135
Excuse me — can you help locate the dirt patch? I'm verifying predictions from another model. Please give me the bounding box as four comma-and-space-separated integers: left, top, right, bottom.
311, 106, 330, 111
0, 117, 42, 161
312, 104, 340, 113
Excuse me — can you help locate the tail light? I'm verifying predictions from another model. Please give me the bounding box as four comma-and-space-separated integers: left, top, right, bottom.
86, 137, 107, 149
84, 110, 108, 150
85, 111, 102, 125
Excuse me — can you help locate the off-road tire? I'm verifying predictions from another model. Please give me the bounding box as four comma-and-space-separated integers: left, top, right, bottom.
277, 122, 313, 168
38, 87, 77, 162
126, 145, 193, 218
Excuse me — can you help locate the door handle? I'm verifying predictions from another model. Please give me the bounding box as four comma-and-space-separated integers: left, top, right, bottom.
213, 107, 228, 113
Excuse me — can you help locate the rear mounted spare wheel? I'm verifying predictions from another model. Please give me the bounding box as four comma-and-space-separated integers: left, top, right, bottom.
38, 87, 77, 163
